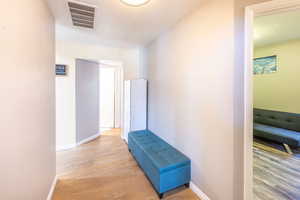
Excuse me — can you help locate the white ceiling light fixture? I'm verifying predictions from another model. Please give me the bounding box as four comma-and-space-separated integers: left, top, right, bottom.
120, 0, 150, 7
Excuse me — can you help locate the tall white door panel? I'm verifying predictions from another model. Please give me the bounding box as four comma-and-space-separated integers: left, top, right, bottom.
123, 79, 147, 142
130, 79, 147, 131
123, 80, 131, 142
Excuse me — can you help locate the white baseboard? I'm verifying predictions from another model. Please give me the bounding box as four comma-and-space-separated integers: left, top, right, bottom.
56, 144, 76, 152
77, 132, 101, 146
190, 182, 210, 200
121, 134, 128, 144
56, 132, 102, 152
47, 175, 58, 200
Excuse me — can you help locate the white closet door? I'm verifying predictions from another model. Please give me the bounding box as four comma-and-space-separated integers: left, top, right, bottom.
99, 67, 115, 128
123, 80, 131, 142
130, 79, 147, 131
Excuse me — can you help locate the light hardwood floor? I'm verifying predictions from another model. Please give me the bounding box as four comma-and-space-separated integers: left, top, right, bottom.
53, 129, 200, 200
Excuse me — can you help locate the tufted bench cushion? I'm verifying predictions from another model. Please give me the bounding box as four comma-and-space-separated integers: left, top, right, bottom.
128, 130, 191, 197
254, 108, 300, 148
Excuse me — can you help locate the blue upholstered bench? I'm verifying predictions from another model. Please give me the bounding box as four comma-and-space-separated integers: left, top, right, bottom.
128, 130, 191, 198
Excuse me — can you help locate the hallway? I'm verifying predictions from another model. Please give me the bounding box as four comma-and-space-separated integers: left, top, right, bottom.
53, 129, 199, 200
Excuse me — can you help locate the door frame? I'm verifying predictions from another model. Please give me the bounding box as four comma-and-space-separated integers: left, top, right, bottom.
244, 1, 300, 199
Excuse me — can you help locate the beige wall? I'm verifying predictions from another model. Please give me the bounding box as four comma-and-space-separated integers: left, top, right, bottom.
146, 1, 235, 199
144, 0, 271, 199
254, 39, 300, 113
56, 40, 140, 150
0, 0, 56, 199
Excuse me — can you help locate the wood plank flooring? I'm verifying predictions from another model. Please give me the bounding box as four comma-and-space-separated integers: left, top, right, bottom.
253, 142, 300, 200
52, 129, 200, 200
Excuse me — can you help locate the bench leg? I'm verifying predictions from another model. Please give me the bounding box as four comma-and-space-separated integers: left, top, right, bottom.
283, 143, 293, 155
158, 193, 164, 199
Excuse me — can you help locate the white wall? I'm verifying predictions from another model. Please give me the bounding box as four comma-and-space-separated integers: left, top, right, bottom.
0, 0, 56, 199
56, 54, 76, 150
99, 67, 116, 128
56, 39, 140, 150
145, 2, 236, 199
143, 0, 272, 199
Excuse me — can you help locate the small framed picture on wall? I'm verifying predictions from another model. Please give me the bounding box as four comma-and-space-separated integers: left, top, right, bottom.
253, 55, 277, 75
56, 64, 67, 76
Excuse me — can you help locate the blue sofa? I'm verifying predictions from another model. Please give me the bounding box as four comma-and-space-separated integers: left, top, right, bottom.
128, 130, 191, 198
254, 108, 300, 154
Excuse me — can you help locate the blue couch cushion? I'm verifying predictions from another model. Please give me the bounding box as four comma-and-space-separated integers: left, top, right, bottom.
254, 108, 300, 132
254, 123, 300, 147
129, 130, 190, 173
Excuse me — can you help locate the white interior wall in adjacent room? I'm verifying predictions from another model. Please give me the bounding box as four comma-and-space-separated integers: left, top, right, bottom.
55, 40, 140, 150
99, 67, 116, 128
0, 0, 56, 199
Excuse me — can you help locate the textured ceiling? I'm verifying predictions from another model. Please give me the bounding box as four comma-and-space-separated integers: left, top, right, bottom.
254, 10, 300, 47
47, 0, 203, 47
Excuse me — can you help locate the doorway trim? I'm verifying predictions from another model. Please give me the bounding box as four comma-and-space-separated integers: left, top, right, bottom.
244, 0, 300, 200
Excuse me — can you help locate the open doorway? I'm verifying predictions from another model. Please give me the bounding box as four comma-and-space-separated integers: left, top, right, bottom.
252, 10, 300, 199
99, 67, 116, 129
55, 59, 124, 151
244, 1, 300, 200
99, 61, 123, 132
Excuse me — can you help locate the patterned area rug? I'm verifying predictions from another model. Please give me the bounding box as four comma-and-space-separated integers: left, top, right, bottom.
253, 144, 300, 200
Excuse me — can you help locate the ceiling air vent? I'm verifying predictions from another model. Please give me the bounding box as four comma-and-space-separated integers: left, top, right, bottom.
68, 1, 95, 29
